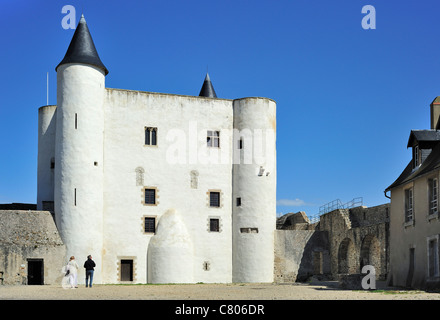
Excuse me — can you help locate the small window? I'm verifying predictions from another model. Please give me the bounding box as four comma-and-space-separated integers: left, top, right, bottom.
50, 158, 55, 169
144, 188, 156, 205
236, 197, 242, 207
429, 178, 438, 215
207, 130, 220, 148
413, 145, 420, 168
428, 237, 439, 277
145, 127, 157, 146
238, 138, 243, 149
144, 217, 156, 233
210, 191, 220, 207
405, 188, 413, 222
203, 261, 210, 271
240, 227, 259, 233
210, 218, 219, 232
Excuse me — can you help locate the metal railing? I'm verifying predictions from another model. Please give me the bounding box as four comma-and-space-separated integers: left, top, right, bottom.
318, 197, 363, 216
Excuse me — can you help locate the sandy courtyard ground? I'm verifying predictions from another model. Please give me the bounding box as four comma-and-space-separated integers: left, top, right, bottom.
1, 281, 438, 319
1, 281, 439, 300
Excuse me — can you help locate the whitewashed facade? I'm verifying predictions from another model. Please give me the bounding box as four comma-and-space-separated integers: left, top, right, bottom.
37, 15, 276, 284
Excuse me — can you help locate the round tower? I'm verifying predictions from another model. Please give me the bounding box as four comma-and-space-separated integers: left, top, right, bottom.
37, 105, 57, 211
232, 97, 276, 283
54, 15, 108, 284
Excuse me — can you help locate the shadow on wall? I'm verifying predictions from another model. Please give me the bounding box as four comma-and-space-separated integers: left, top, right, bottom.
296, 230, 331, 282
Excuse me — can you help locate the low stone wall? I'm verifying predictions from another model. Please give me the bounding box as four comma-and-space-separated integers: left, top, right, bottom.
274, 230, 330, 283
0, 210, 66, 285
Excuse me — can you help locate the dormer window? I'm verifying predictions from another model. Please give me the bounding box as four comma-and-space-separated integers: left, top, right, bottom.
413, 145, 420, 168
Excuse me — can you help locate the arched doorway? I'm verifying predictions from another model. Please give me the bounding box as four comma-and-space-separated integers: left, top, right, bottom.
360, 234, 381, 271
338, 238, 356, 274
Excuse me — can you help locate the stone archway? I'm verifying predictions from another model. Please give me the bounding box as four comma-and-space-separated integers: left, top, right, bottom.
360, 234, 381, 271
338, 238, 356, 274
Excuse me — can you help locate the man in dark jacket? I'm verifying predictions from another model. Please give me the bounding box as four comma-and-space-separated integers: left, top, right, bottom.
84, 255, 96, 288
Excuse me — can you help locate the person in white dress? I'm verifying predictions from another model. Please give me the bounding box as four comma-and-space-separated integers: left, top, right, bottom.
66, 256, 79, 288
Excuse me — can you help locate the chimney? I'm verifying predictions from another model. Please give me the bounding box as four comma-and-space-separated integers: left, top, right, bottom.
430, 97, 440, 129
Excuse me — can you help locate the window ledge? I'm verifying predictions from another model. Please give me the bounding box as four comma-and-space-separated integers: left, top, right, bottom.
404, 220, 415, 228
428, 212, 439, 222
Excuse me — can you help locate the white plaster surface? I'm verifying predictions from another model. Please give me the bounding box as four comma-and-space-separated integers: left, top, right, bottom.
54, 63, 105, 284
39, 64, 277, 284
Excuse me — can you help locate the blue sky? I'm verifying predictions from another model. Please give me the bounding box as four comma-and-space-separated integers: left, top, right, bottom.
1, 0, 439, 218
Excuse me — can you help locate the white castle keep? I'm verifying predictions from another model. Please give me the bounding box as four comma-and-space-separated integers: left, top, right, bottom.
37, 15, 277, 284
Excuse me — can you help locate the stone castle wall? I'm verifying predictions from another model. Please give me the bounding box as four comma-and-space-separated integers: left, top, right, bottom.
0, 210, 66, 285
275, 204, 390, 283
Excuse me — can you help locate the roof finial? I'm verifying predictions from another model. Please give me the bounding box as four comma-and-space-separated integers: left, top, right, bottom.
199, 71, 217, 98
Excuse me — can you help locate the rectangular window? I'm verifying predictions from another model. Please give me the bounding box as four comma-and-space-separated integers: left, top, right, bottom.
144, 188, 156, 205
210, 218, 219, 232
414, 145, 420, 168
210, 191, 220, 207
428, 238, 439, 277
240, 227, 259, 233
74, 188, 77, 206
144, 217, 156, 233
236, 197, 242, 207
405, 188, 413, 222
429, 178, 438, 215
145, 127, 157, 146
75, 113, 78, 130
207, 130, 220, 148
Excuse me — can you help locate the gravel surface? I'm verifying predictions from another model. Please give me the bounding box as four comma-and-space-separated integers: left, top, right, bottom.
1, 281, 440, 300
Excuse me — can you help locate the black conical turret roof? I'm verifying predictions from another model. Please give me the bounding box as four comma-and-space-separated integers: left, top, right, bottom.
199, 73, 217, 98
56, 15, 108, 75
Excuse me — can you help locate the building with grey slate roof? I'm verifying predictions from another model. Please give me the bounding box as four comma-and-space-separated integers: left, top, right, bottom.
386, 97, 440, 290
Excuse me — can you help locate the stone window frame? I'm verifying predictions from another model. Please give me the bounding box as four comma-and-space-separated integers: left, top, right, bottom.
413, 144, 420, 168
135, 167, 145, 186
202, 261, 211, 271
144, 127, 158, 147
207, 130, 220, 148
142, 186, 159, 206
190, 170, 199, 189
207, 189, 223, 208
428, 174, 439, 221
427, 234, 440, 279
117, 256, 137, 283
142, 215, 157, 234
404, 185, 414, 226
240, 227, 259, 234
207, 216, 222, 233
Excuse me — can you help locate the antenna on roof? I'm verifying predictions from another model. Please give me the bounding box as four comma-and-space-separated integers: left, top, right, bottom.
46, 72, 49, 105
